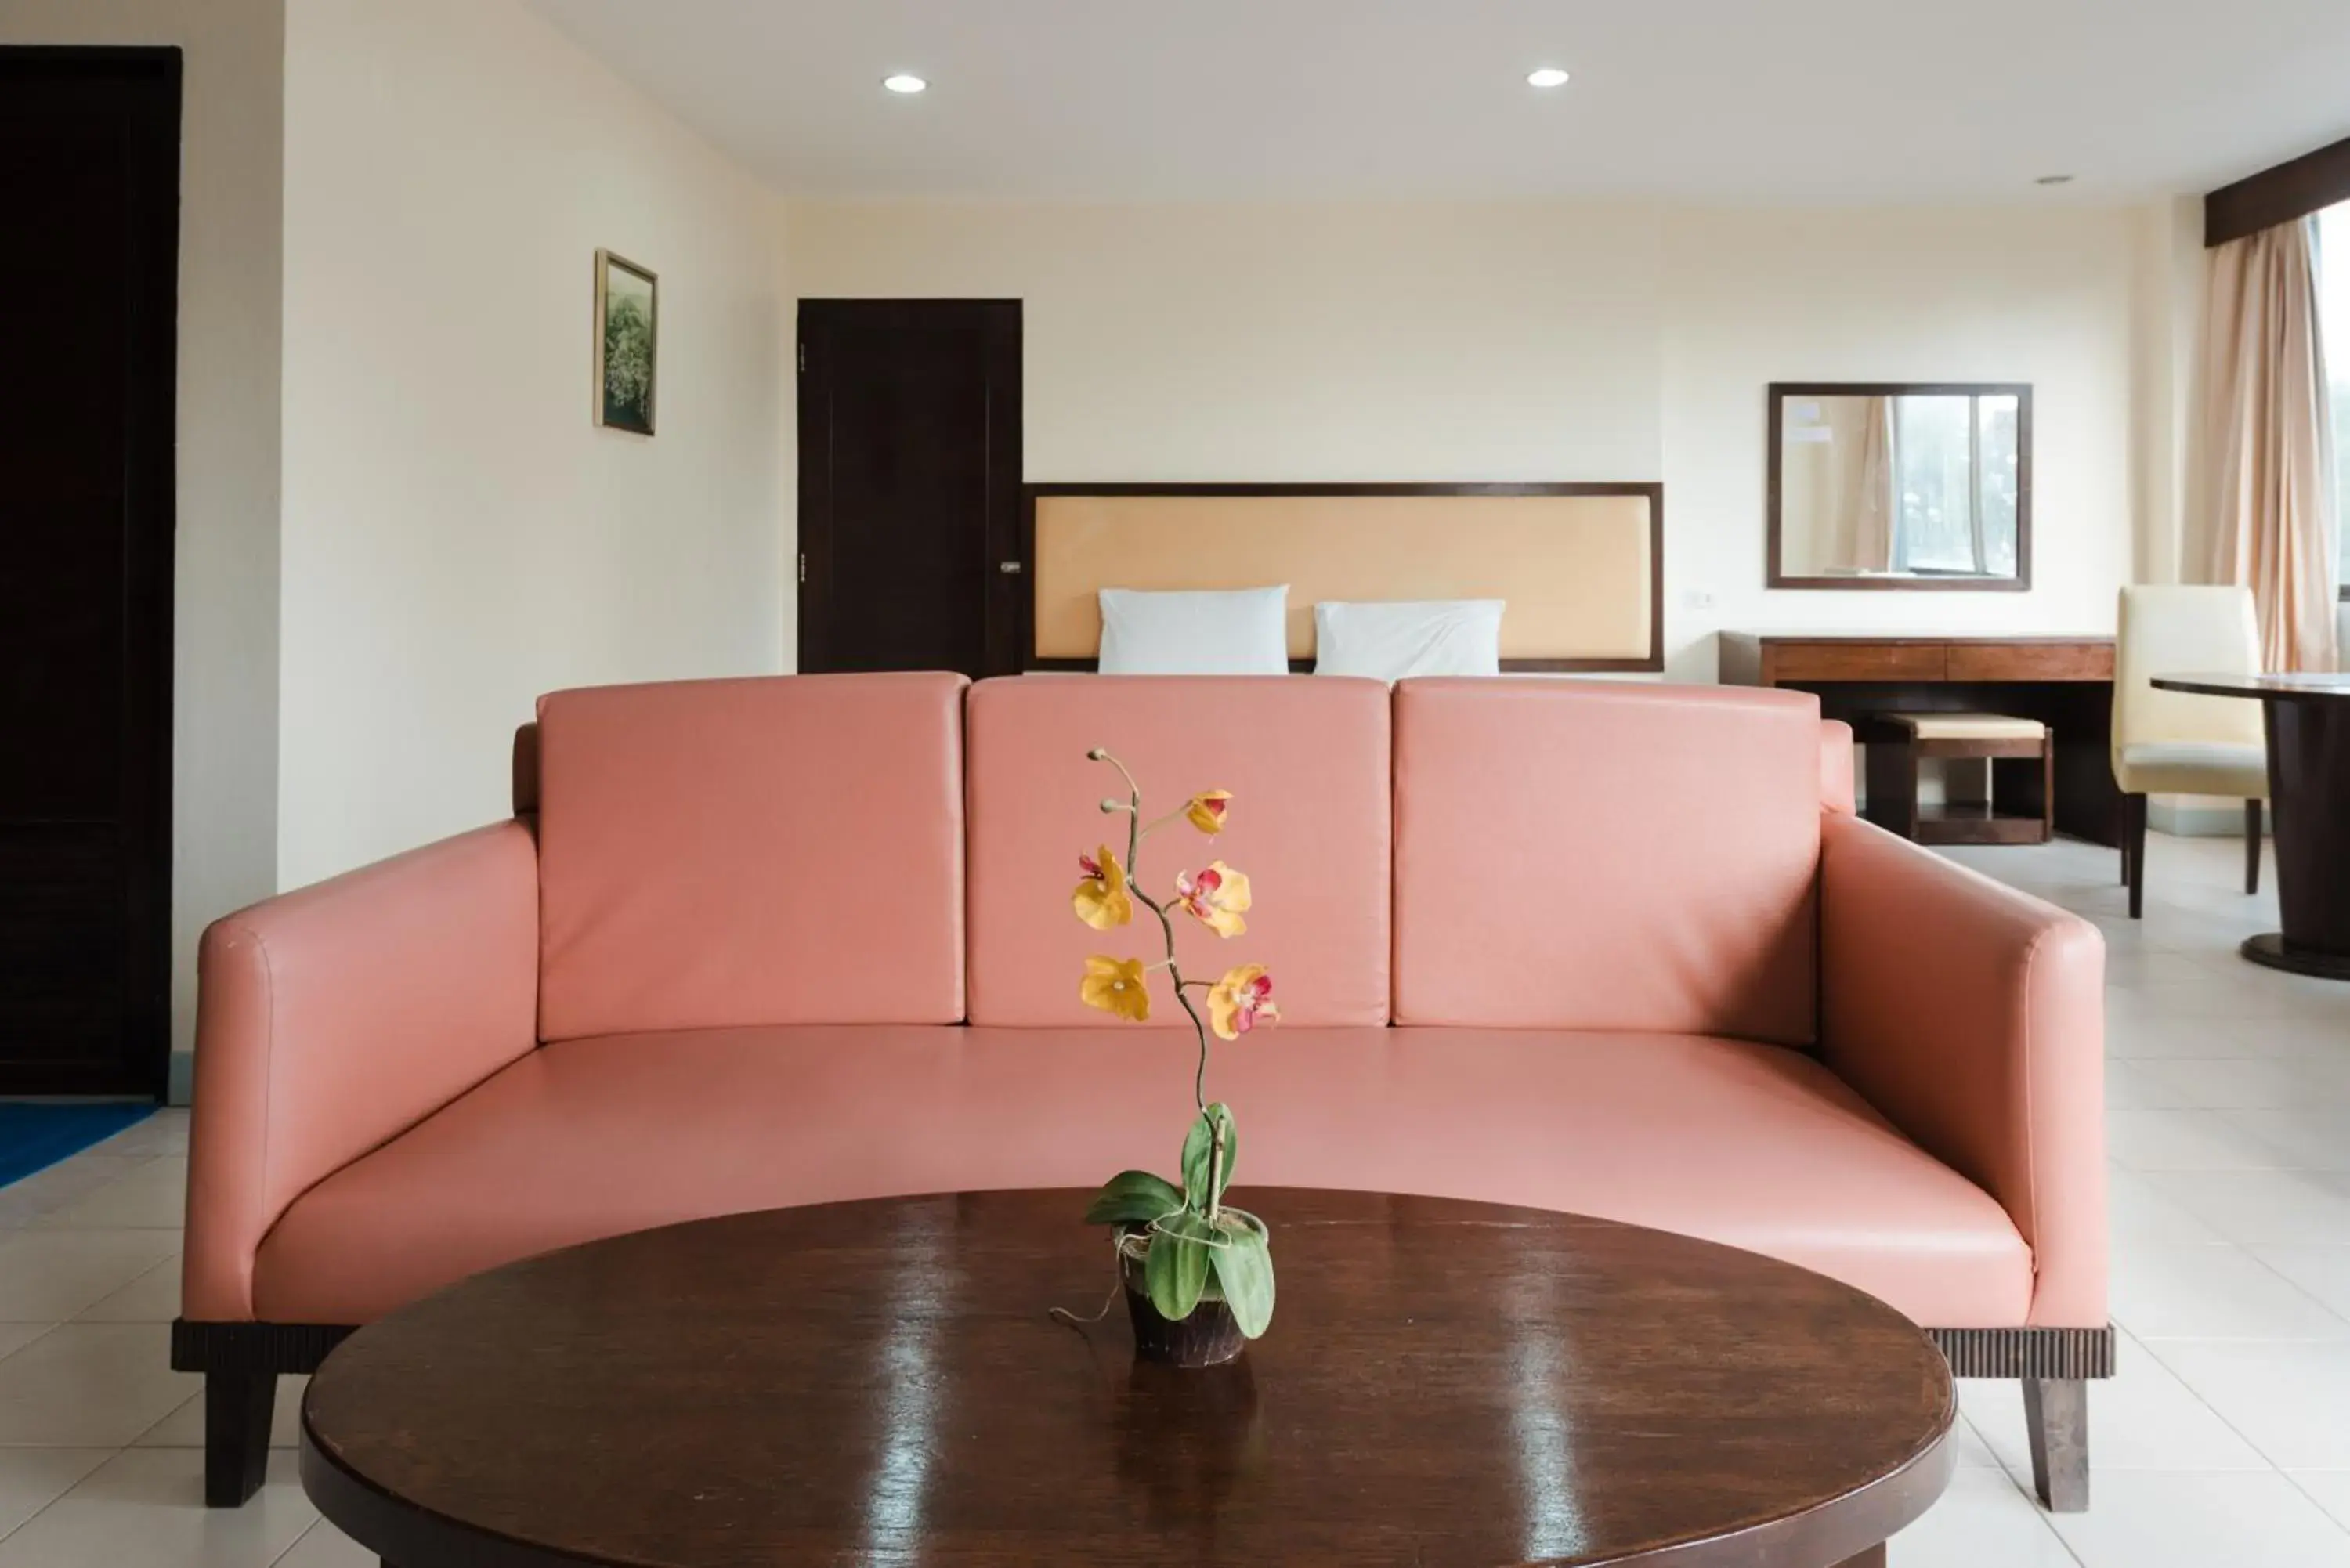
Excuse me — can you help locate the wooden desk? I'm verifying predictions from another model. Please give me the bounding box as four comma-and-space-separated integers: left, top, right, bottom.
1720, 634, 2119, 846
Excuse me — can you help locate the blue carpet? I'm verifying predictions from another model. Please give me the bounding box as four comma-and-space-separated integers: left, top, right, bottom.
0, 1104, 155, 1190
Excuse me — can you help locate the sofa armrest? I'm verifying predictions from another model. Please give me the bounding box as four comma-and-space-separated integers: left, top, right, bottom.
183, 822, 540, 1321
1817, 811, 2106, 1327
1819, 719, 1856, 814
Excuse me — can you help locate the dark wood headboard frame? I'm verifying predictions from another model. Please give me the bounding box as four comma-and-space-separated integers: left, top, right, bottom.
1018, 481, 1665, 674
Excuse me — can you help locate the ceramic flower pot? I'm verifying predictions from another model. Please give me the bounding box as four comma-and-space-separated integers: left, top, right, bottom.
1120, 1239, 1246, 1368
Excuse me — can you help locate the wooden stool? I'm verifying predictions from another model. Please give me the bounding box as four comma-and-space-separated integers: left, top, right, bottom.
1864, 713, 2054, 845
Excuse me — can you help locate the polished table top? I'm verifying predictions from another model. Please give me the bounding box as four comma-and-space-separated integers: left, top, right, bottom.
299, 1189, 1954, 1568
2152, 672, 2350, 701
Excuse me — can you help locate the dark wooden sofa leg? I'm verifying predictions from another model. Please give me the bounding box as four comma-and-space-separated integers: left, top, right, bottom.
2246, 799, 2263, 895
2023, 1376, 2089, 1512
175, 1320, 351, 1507
1930, 1328, 2109, 1515
204, 1368, 275, 1508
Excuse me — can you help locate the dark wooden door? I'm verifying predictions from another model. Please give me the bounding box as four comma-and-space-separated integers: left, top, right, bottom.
797, 300, 1021, 677
0, 49, 179, 1097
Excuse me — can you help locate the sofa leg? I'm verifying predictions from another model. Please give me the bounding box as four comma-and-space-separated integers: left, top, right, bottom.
204, 1368, 275, 1507
2023, 1376, 2089, 1512
2246, 799, 2264, 895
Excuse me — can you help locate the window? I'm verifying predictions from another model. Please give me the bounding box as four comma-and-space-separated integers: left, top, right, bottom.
2324, 203, 2350, 587
1889, 391, 2021, 576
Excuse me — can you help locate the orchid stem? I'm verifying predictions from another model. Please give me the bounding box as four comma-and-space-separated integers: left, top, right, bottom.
1094, 746, 1213, 1121
1095, 752, 1213, 1165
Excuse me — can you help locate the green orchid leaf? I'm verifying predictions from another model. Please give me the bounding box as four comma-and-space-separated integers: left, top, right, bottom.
1144, 1230, 1210, 1321
1083, 1170, 1184, 1227
1209, 1218, 1275, 1339
1179, 1103, 1238, 1207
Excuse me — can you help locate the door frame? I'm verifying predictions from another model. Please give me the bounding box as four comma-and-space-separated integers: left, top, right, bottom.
795, 298, 1023, 677
0, 47, 180, 1098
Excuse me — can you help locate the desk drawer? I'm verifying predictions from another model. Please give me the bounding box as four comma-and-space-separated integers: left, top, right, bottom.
1946, 643, 2113, 682
1770, 642, 1948, 682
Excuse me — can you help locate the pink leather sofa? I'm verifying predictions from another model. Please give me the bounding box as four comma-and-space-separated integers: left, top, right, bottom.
176, 674, 2107, 1508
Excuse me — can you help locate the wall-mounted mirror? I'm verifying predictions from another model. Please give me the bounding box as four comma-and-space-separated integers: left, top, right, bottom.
1768, 382, 2030, 591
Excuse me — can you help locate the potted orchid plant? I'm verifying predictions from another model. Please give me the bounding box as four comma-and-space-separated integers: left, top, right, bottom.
1072, 748, 1278, 1367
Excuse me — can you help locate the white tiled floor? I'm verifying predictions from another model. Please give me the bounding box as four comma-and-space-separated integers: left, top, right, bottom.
0, 833, 2343, 1563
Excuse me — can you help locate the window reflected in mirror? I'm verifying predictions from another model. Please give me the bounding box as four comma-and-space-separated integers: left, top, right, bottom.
1768, 383, 2030, 590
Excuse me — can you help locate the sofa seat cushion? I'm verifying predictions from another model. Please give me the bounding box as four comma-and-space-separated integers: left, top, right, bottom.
252, 1026, 2031, 1328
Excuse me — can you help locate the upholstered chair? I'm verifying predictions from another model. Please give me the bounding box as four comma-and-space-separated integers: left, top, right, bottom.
2111, 586, 2269, 918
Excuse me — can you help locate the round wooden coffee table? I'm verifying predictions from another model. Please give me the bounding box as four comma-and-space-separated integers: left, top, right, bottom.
300, 1189, 1954, 1567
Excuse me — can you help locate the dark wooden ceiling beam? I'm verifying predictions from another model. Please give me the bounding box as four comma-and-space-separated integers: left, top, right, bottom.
2206, 133, 2350, 247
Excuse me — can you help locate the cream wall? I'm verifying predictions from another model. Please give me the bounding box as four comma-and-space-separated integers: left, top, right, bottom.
788, 198, 2146, 684
277, 0, 792, 887
0, 0, 286, 1073
790, 201, 1665, 483
2130, 195, 2207, 585
1661, 205, 2139, 680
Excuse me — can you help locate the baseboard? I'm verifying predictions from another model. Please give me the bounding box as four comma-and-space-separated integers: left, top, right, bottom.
1852, 749, 2005, 814
2148, 795, 2261, 838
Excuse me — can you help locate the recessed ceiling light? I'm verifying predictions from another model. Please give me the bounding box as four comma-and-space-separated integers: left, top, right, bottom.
883, 73, 927, 95
2035, 174, 2074, 186
1527, 67, 1571, 89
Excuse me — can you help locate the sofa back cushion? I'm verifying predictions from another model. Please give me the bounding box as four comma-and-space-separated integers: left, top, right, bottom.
1394, 679, 1820, 1044
537, 673, 967, 1039
966, 675, 1391, 1027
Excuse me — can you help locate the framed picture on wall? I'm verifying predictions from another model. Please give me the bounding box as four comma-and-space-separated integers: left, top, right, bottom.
593, 249, 657, 435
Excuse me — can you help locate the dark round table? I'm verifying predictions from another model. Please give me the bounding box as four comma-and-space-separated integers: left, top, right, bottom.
299, 1189, 1954, 1568
2152, 672, 2350, 978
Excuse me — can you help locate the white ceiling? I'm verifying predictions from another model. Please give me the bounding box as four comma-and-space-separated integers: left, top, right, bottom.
526, 0, 2350, 203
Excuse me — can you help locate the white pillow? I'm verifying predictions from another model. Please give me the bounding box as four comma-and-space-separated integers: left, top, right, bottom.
1313, 599, 1505, 681
1097, 587, 1291, 675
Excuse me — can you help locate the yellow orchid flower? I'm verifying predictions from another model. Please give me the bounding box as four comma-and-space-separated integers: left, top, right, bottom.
1207, 964, 1278, 1040
1173, 861, 1252, 938
1079, 955, 1152, 1022
1184, 790, 1232, 834
1072, 845, 1133, 930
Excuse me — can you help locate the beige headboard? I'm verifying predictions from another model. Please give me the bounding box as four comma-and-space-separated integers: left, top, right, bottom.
1025, 484, 1663, 672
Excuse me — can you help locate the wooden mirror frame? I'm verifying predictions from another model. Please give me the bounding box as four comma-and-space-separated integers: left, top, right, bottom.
1766, 381, 2033, 592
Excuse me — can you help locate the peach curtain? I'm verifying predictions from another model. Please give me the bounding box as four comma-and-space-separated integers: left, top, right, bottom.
2201, 217, 2341, 671
1852, 395, 1897, 573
